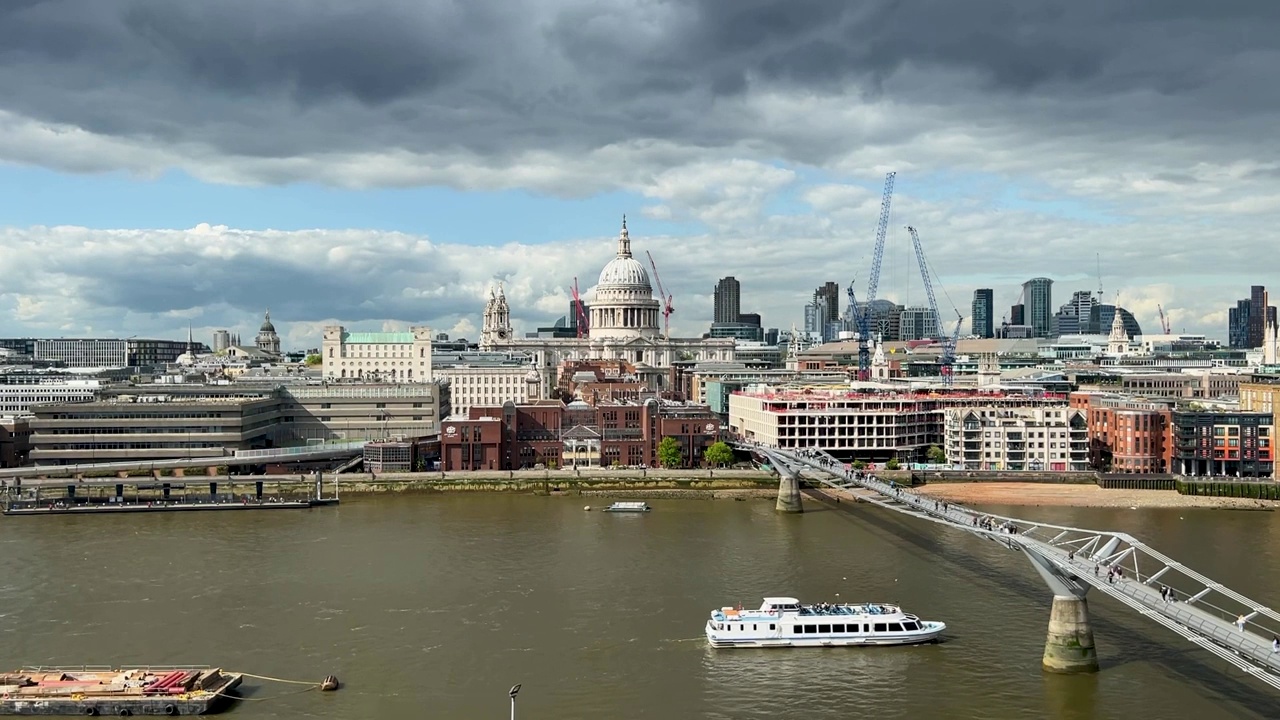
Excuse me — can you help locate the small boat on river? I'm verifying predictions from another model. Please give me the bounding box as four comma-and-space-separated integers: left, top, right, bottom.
705, 597, 945, 648
603, 501, 651, 513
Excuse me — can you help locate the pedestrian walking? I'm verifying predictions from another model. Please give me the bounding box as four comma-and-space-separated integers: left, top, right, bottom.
1272, 636, 1279, 653
1160, 586, 1168, 602
1236, 614, 1248, 632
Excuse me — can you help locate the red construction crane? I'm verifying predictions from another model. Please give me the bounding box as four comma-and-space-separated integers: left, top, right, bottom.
1158, 304, 1171, 334
571, 277, 589, 338
645, 250, 675, 338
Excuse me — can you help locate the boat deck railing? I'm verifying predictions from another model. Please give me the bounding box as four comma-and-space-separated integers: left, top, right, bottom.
17, 664, 216, 674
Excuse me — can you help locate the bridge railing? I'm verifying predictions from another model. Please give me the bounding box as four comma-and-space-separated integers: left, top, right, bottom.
233, 441, 367, 459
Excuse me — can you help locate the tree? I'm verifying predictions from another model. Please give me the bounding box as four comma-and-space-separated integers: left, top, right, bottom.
852, 459, 867, 470
657, 437, 683, 468
704, 441, 734, 467
885, 457, 901, 471
926, 445, 946, 465
304, 354, 323, 366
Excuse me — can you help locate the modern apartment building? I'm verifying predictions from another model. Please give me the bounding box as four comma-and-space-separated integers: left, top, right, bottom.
971, 289, 994, 339
943, 406, 1088, 471
1172, 410, 1273, 477
0, 338, 204, 368
1069, 393, 1173, 473
728, 388, 1068, 462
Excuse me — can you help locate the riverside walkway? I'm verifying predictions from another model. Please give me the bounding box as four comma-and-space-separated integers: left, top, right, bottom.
749, 444, 1280, 690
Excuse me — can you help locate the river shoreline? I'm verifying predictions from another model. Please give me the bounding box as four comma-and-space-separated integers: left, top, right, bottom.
912, 482, 1279, 510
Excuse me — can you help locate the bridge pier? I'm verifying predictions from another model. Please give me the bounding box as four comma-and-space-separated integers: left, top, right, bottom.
1024, 547, 1098, 673
1042, 595, 1099, 674
775, 472, 802, 513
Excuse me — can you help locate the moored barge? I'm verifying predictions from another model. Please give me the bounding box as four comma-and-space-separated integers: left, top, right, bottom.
0, 666, 241, 716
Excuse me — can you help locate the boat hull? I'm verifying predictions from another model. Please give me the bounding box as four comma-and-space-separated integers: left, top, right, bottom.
0, 669, 241, 716
706, 622, 946, 648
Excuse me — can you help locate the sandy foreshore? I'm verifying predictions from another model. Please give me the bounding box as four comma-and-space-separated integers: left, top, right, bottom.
912, 482, 1279, 510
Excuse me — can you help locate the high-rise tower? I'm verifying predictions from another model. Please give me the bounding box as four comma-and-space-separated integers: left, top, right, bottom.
713, 276, 741, 324
971, 289, 994, 338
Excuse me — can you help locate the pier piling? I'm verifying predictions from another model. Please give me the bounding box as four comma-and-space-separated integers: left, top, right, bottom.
775, 473, 802, 513
1042, 595, 1099, 673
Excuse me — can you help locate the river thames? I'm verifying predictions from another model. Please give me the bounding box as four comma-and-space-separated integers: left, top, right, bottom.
1, 493, 1277, 718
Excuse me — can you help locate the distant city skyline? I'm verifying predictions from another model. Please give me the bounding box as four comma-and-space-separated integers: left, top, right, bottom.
0, 3, 1275, 347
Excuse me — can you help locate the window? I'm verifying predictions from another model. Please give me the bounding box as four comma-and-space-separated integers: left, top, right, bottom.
903, 621, 920, 631
888, 623, 903, 632
874, 623, 887, 632
769, 624, 776, 631
833, 624, 845, 633
804, 625, 817, 634
818, 624, 831, 633
793, 626, 803, 634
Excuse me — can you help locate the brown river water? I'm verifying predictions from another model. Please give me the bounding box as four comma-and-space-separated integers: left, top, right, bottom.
1, 493, 1278, 719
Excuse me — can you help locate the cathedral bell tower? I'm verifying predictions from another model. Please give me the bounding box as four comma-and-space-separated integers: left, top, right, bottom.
481, 282, 513, 349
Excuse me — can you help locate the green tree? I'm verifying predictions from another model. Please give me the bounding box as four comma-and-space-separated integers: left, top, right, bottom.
704, 441, 734, 467
885, 457, 901, 471
926, 445, 946, 465
657, 437, 683, 468
852, 459, 867, 471
304, 354, 323, 366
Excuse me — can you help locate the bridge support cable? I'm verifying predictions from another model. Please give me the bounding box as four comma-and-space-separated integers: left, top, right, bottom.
741, 444, 1280, 690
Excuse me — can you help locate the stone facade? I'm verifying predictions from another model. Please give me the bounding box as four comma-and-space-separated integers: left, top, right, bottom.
943, 406, 1088, 471
322, 326, 434, 383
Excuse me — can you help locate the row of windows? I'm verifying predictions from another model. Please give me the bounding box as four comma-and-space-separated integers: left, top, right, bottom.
717, 621, 923, 633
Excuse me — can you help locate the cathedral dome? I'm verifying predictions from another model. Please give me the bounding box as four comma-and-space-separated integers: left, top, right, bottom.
259, 310, 276, 333
597, 256, 651, 290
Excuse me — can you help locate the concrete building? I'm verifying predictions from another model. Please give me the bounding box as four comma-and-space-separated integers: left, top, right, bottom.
944, 406, 1088, 471
28, 393, 283, 465
478, 220, 735, 392
440, 399, 721, 471
713, 276, 741, 324
0, 416, 31, 468
25, 383, 444, 466
212, 330, 231, 353
815, 282, 840, 325
1053, 290, 1098, 336
898, 306, 939, 342
1228, 286, 1277, 349
0, 377, 104, 414
971, 289, 994, 339
728, 388, 1068, 462
1022, 277, 1054, 338
321, 326, 435, 382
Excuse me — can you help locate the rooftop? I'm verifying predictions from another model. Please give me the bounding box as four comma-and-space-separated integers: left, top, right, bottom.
342, 331, 417, 344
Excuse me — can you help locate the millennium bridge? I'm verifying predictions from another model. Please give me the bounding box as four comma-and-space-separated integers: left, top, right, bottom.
736, 442, 1280, 691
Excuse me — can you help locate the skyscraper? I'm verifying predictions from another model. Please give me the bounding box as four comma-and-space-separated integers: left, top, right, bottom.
971, 289, 994, 338
713, 276, 741, 324
816, 281, 840, 325
1053, 290, 1098, 335
1229, 285, 1278, 349
1022, 277, 1054, 338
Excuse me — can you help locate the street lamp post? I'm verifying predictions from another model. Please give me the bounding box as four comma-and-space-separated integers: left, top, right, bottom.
509, 684, 521, 720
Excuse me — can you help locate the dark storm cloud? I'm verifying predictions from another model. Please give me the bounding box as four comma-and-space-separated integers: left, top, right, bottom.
1, 0, 1278, 177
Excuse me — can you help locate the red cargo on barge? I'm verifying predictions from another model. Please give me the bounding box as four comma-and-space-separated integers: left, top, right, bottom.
0, 666, 242, 716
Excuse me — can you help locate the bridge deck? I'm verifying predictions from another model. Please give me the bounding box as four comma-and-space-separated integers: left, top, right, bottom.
750, 444, 1280, 691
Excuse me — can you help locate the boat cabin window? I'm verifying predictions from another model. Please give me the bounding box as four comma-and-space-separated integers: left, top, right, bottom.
874, 623, 887, 632
805, 624, 817, 634
753, 624, 758, 631
888, 623, 903, 632
769, 624, 776, 630
833, 624, 845, 633
818, 624, 831, 633
903, 621, 919, 631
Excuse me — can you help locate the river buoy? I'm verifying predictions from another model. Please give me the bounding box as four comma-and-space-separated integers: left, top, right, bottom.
583, 505, 591, 511
320, 676, 340, 692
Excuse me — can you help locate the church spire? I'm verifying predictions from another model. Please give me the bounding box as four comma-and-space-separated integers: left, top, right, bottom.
617, 214, 631, 258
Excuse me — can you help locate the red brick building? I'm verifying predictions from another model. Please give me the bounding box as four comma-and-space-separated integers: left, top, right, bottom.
440, 399, 721, 471
1070, 392, 1175, 473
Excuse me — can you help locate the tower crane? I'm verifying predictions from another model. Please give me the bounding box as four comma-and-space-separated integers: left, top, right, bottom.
645, 250, 675, 338
571, 277, 589, 338
906, 226, 964, 386
1158, 304, 1171, 335
851, 171, 896, 380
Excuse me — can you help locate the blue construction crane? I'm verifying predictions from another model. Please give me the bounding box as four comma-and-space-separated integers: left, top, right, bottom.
906, 226, 964, 385
850, 172, 896, 380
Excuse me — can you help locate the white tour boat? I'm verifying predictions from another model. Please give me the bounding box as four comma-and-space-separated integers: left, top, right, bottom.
705, 597, 945, 648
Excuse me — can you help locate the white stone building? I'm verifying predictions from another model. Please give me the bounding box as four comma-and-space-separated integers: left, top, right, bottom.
433, 354, 542, 414
479, 219, 735, 392
943, 406, 1088, 471
321, 327, 434, 383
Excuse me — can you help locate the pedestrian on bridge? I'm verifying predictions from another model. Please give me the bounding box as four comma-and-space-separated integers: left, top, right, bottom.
1236, 614, 1247, 632
1272, 636, 1279, 653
